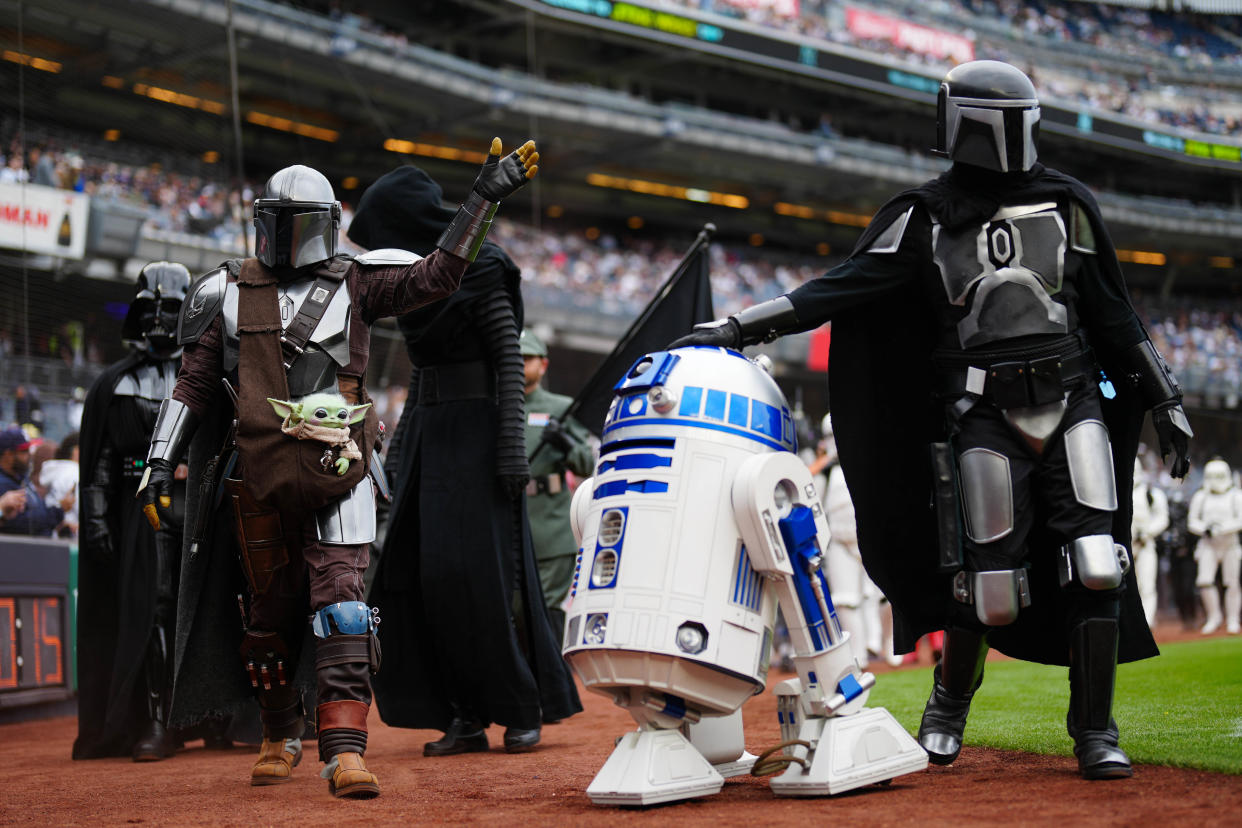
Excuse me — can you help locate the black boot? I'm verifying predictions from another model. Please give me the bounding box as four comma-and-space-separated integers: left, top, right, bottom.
1068, 618, 1132, 780
917, 627, 988, 765
133, 624, 175, 762
424, 707, 488, 757
503, 726, 540, 753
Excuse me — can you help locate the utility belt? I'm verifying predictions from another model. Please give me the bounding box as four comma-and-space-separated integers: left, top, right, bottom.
526, 472, 566, 497
416, 360, 496, 405
934, 335, 1097, 410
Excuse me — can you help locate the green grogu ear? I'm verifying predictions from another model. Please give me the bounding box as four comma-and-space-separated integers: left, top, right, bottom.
347, 402, 373, 425
268, 397, 296, 419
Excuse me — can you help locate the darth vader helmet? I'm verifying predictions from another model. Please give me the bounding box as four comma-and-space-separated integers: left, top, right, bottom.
123, 261, 191, 357
936, 60, 1040, 173
253, 165, 341, 270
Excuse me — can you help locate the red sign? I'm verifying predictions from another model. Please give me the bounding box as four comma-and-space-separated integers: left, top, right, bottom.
845, 6, 974, 64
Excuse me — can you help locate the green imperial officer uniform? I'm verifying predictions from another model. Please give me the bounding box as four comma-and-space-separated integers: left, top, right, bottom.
520, 329, 595, 636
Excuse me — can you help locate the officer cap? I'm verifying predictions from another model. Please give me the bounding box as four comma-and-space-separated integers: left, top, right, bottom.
519, 329, 548, 357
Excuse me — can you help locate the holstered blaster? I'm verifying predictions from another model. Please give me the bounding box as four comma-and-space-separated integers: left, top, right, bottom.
930, 442, 964, 573
187, 379, 240, 559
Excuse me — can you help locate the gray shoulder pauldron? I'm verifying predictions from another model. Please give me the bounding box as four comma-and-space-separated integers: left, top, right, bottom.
865, 205, 916, 254
178, 267, 228, 344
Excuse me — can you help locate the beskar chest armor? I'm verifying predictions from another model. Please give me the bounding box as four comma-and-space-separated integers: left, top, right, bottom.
932, 202, 1069, 349
221, 276, 352, 396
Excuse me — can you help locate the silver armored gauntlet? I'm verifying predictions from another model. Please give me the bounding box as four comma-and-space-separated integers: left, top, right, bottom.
146, 397, 198, 465
437, 190, 498, 263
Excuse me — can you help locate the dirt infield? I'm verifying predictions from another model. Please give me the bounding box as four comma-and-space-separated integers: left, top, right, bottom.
6, 627, 1240, 826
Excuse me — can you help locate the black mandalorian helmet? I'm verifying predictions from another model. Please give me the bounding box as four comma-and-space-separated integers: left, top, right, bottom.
123, 261, 191, 356
936, 60, 1040, 173
253, 164, 341, 269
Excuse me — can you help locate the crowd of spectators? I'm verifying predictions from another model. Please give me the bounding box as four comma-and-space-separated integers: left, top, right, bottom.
661, 0, 1242, 136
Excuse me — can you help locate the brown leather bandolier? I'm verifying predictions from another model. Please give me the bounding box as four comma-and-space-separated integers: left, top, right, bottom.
231, 256, 378, 518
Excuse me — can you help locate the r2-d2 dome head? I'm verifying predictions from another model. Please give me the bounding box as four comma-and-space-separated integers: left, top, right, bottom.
253, 164, 341, 270
936, 60, 1040, 174
1204, 459, 1233, 494
122, 260, 191, 357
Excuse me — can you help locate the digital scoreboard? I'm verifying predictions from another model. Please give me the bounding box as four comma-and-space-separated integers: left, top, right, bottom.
0, 537, 74, 709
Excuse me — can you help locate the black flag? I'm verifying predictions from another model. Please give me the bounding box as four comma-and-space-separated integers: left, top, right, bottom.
530, 225, 717, 464
563, 224, 716, 440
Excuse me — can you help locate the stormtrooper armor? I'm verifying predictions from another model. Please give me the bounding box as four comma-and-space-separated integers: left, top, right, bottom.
1130, 459, 1169, 628
1187, 459, 1242, 634
563, 347, 925, 805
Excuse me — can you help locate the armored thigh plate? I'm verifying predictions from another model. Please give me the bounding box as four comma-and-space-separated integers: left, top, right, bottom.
958, 448, 1014, 543
1064, 420, 1117, 511
315, 475, 376, 545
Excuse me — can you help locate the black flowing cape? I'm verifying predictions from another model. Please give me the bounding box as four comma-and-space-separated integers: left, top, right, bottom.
833, 164, 1157, 666
73, 352, 154, 758
350, 166, 582, 730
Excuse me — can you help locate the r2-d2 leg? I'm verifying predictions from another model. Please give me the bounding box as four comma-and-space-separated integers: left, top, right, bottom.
733, 452, 927, 795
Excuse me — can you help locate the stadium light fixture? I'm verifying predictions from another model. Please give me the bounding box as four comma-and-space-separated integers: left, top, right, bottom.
1209, 256, 1234, 269
585, 173, 749, 209
383, 139, 488, 164
132, 83, 226, 116
248, 111, 338, 142
775, 201, 870, 228
1116, 249, 1167, 266
2, 50, 61, 73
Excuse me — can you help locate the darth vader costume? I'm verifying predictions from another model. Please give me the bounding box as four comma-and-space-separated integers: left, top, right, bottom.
74, 262, 204, 761
346, 165, 581, 756
674, 61, 1191, 780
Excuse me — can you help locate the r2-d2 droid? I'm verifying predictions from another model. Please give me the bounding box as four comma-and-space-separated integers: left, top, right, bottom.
563, 346, 926, 806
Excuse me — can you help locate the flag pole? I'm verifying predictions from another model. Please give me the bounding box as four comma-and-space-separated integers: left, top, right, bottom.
528, 222, 716, 463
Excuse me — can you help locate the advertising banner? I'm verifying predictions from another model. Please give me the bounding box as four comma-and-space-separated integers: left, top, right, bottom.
845, 6, 974, 63
0, 182, 90, 259
721, 0, 800, 17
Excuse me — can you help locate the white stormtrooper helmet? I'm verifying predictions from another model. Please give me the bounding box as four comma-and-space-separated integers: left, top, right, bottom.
1204, 459, 1233, 494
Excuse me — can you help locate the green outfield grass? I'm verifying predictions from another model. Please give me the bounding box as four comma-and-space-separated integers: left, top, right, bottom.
867, 636, 1242, 774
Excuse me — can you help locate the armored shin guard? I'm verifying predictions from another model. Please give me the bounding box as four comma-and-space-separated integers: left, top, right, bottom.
918, 627, 988, 765
1067, 617, 1132, 780
240, 631, 304, 740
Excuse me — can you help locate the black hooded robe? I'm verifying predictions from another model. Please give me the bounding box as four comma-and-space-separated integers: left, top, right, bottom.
348, 167, 581, 731
794, 163, 1157, 666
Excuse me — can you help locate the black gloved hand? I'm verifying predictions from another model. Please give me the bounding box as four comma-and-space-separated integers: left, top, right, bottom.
500, 473, 530, 501
540, 416, 575, 456
473, 138, 539, 202
138, 458, 175, 531
1152, 402, 1192, 480
668, 318, 742, 351
82, 517, 114, 564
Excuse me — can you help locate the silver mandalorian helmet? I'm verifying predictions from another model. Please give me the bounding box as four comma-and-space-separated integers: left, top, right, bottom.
253, 164, 341, 269
1204, 459, 1233, 494
936, 60, 1040, 173
123, 260, 191, 357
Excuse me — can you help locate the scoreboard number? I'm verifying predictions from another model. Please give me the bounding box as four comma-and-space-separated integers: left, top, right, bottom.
0, 596, 66, 691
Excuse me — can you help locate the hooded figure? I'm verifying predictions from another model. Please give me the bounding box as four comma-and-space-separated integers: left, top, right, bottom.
347, 166, 580, 756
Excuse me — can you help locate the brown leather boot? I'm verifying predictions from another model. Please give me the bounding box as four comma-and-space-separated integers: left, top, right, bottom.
250, 738, 302, 786
322, 751, 380, 799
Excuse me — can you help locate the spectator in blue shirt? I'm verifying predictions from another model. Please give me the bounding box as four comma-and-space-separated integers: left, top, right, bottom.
0, 426, 70, 536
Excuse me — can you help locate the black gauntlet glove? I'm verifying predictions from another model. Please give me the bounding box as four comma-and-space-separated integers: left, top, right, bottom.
669, 318, 742, 351
473, 138, 539, 202
82, 517, 114, 564
138, 458, 175, 531
1152, 402, 1192, 480
540, 416, 576, 456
